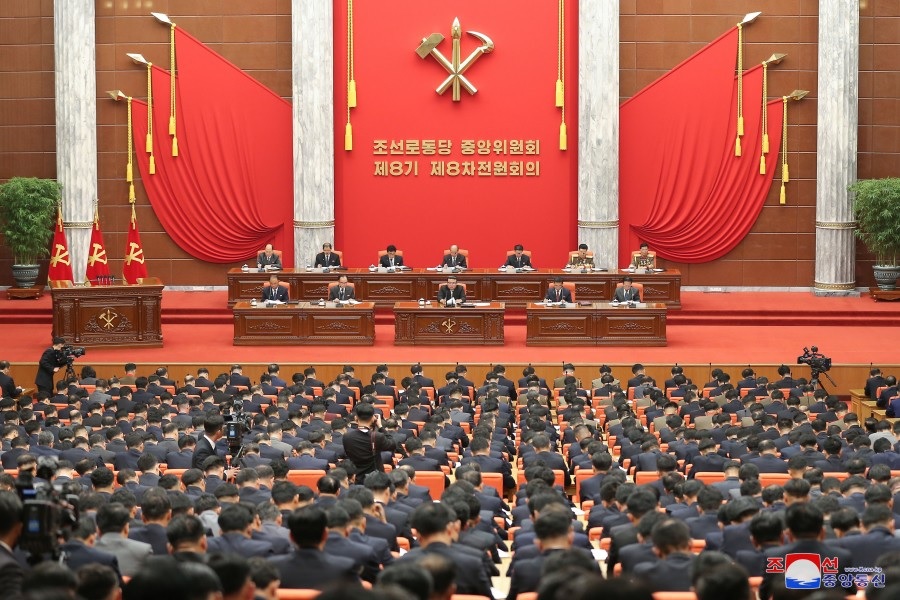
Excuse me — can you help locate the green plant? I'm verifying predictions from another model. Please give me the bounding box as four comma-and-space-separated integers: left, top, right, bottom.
0, 177, 61, 265
850, 177, 900, 265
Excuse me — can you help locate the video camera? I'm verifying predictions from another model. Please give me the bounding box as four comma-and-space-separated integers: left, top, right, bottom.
223, 397, 253, 457
797, 345, 832, 375
60, 344, 86, 363
14, 457, 79, 562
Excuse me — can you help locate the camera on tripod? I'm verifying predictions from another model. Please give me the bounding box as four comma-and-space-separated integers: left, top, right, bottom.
797, 345, 832, 374
223, 398, 253, 456
15, 457, 79, 562
60, 345, 86, 364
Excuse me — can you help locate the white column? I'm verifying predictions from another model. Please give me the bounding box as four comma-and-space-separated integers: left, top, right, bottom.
292, 0, 335, 267
578, 0, 619, 269
53, 0, 97, 284
814, 0, 859, 295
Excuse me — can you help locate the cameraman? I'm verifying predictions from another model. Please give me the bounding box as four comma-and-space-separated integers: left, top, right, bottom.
342, 400, 396, 480
35, 337, 68, 395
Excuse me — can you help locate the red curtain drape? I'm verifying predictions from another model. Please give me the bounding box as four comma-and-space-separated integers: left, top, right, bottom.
130, 28, 293, 266
619, 28, 783, 264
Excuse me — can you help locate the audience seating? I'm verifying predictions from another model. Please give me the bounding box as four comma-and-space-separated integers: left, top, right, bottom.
416, 471, 446, 499
286, 469, 327, 489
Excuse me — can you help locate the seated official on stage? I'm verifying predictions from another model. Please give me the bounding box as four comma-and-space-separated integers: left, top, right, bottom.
569, 243, 594, 268
504, 244, 532, 268
545, 277, 573, 303
441, 244, 468, 268
438, 275, 465, 306
262, 274, 288, 302
379, 245, 404, 268
315, 242, 342, 268
631, 241, 656, 269
613, 277, 641, 302
256, 243, 282, 270
328, 275, 355, 302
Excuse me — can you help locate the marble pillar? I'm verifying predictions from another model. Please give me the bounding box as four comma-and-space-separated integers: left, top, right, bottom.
814, 0, 859, 295
577, 0, 619, 269
292, 0, 335, 267
54, 0, 97, 284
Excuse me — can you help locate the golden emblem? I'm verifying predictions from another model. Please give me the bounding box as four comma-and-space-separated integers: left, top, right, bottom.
125, 242, 145, 265
50, 243, 71, 267
441, 318, 457, 334
88, 242, 108, 267
99, 308, 118, 329
416, 18, 494, 101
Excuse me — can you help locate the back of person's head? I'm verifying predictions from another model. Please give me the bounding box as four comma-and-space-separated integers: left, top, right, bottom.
207, 553, 252, 599
410, 502, 454, 537
166, 514, 206, 549
96, 502, 130, 534
218, 503, 253, 533
749, 510, 784, 545
415, 553, 457, 600
377, 563, 434, 600
286, 504, 328, 548
785, 502, 824, 539
695, 563, 750, 600
650, 518, 691, 554
123, 556, 192, 600
75, 563, 119, 600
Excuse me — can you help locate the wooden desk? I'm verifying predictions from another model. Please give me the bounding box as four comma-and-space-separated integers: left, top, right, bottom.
525, 302, 667, 346
50, 278, 163, 347
233, 301, 375, 345
226, 268, 682, 309
849, 388, 867, 418
393, 301, 505, 346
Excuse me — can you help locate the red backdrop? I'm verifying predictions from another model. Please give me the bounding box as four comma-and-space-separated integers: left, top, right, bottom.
333, 0, 579, 268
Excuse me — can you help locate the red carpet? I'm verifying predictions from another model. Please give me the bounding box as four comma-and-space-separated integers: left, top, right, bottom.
1, 289, 898, 365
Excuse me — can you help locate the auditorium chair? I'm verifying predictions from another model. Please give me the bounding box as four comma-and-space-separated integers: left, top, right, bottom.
286, 469, 326, 489
416, 471, 446, 499
481, 472, 503, 497
545, 282, 576, 302
631, 249, 657, 268
759, 473, 792, 487
651, 593, 696, 600
276, 590, 320, 600
615, 281, 644, 301
261, 280, 290, 300
327, 281, 356, 300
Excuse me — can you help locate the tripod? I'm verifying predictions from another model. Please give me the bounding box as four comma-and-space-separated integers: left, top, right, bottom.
810, 368, 836, 393
64, 360, 77, 382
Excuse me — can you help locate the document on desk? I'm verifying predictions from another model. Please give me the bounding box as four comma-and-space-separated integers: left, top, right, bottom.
473, 302, 492, 307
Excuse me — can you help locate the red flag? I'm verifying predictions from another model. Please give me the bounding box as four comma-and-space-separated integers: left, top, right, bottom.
47, 207, 74, 282
84, 219, 111, 283
123, 206, 148, 284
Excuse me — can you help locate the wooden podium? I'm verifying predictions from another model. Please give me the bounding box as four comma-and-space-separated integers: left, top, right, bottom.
50, 278, 164, 347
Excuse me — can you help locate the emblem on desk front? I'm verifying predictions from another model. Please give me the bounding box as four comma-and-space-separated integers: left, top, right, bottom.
416, 18, 494, 102
441, 318, 457, 334
99, 308, 118, 329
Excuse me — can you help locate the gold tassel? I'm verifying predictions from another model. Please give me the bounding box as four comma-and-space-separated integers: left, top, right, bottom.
759, 155, 766, 175
348, 80, 357, 108
145, 134, 153, 153
555, 80, 564, 107
737, 116, 744, 136
129, 183, 136, 202
762, 134, 769, 154
780, 183, 786, 205
782, 163, 789, 183
149, 155, 156, 175
344, 122, 353, 151
172, 136, 179, 157
735, 136, 742, 157
126, 162, 133, 182
168, 116, 176, 136
559, 122, 567, 150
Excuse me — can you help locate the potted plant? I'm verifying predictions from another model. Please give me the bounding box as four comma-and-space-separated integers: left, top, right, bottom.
850, 178, 900, 291
0, 177, 61, 288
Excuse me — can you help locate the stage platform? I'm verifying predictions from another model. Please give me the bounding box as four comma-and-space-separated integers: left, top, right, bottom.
0, 289, 896, 368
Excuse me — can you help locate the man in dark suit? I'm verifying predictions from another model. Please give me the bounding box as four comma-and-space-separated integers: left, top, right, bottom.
398, 502, 492, 598
191, 414, 224, 469
379, 245, 404, 268
257, 243, 282, 270
748, 440, 789, 473
760, 502, 853, 600
207, 504, 274, 558
545, 277, 573, 303
35, 336, 68, 395
262, 274, 288, 302
632, 519, 695, 592
323, 505, 381, 583
271, 505, 359, 589
342, 403, 396, 478
441, 244, 467, 268
437, 275, 465, 306
398, 438, 442, 472
128, 490, 171, 555
866, 368, 888, 399
314, 242, 342, 268
0, 491, 24, 600
613, 277, 640, 302
0, 361, 21, 399
831, 504, 900, 568
328, 275, 355, 302
61, 517, 122, 577
505, 244, 532, 268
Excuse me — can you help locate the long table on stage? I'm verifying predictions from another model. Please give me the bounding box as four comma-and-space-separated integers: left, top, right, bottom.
393, 301, 505, 346
526, 302, 667, 346
226, 268, 682, 309
50, 278, 164, 347
232, 301, 375, 345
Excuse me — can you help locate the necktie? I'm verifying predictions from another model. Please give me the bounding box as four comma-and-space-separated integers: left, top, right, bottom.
452, 256, 456, 266
339, 287, 344, 300
390, 258, 394, 266
556, 289, 561, 301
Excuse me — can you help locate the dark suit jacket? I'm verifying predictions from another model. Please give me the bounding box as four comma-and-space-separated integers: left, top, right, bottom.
314, 252, 342, 268
619, 541, 658, 573
128, 523, 169, 555
749, 454, 789, 473
613, 286, 641, 302
271, 547, 359, 589
508, 548, 599, 599
324, 531, 381, 582
60, 540, 121, 578
441, 253, 467, 268
437, 284, 465, 304
328, 285, 355, 301
191, 436, 217, 469
544, 286, 573, 302
505, 254, 532, 268
0, 545, 24, 600
262, 284, 289, 302
207, 532, 273, 558
379, 254, 404, 268
399, 542, 491, 598
633, 552, 694, 591
257, 252, 282, 269
830, 526, 900, 568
